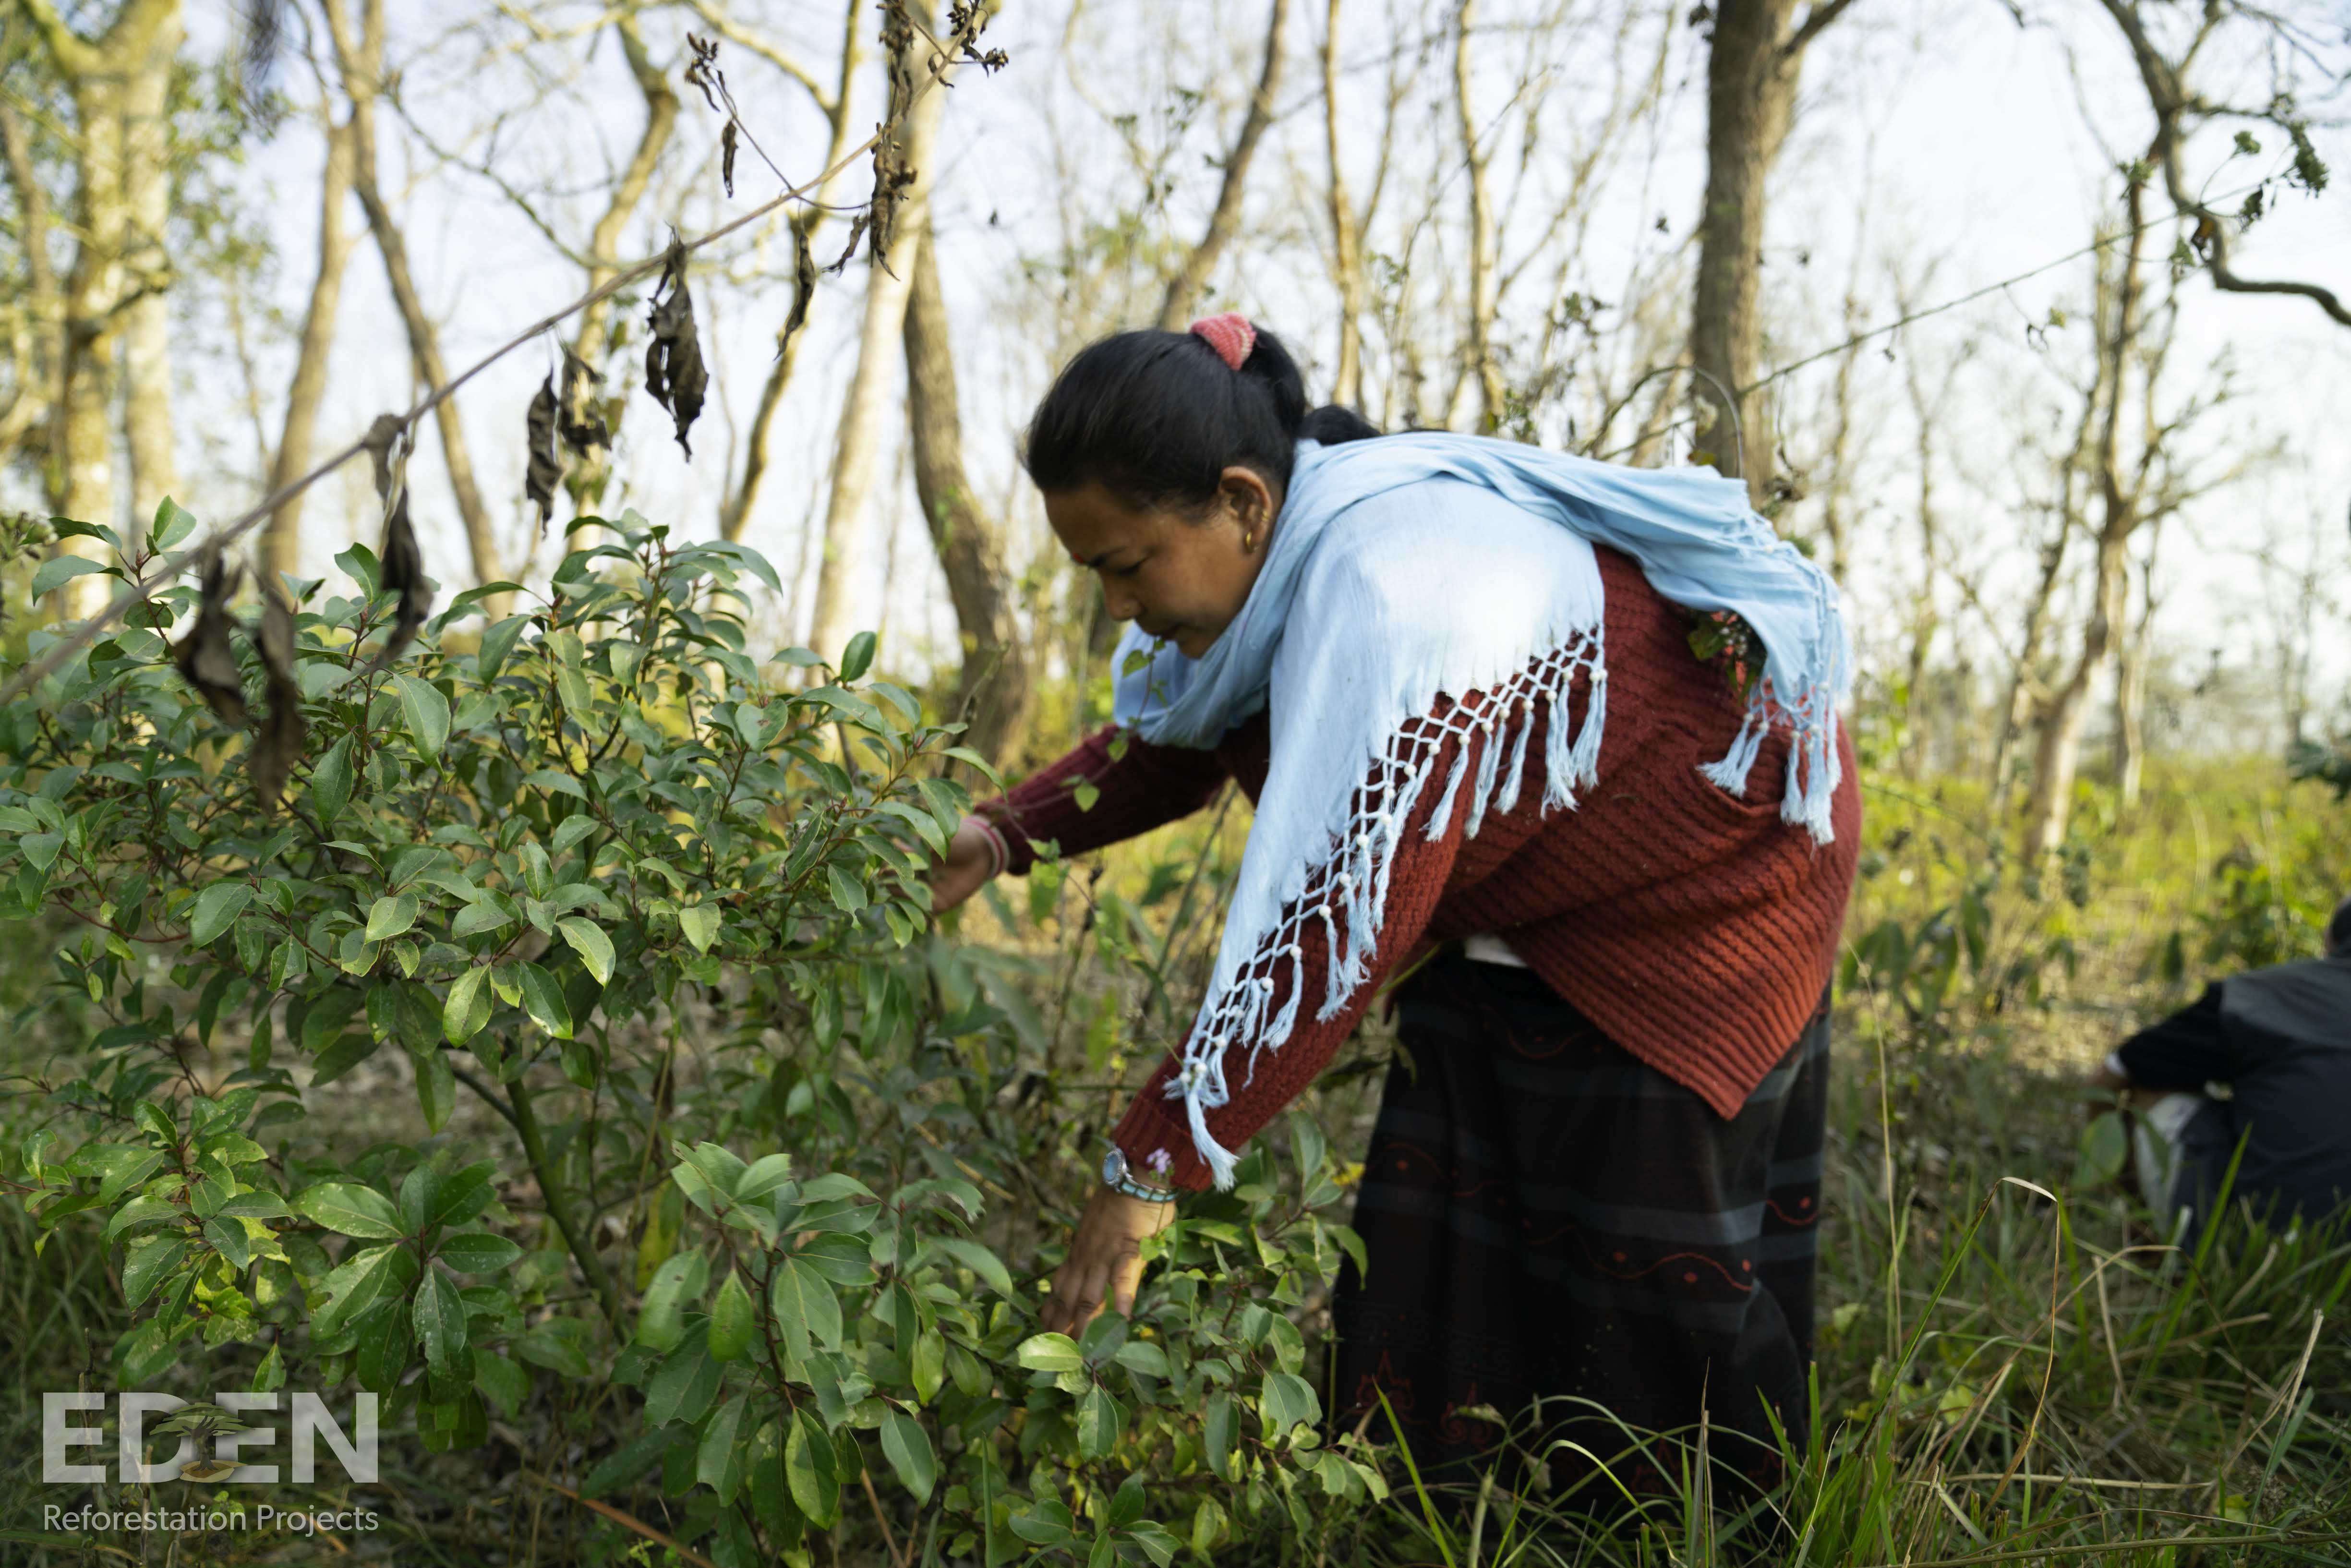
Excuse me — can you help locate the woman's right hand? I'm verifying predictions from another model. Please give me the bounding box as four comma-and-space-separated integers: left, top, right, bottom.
928, 818, 998, 914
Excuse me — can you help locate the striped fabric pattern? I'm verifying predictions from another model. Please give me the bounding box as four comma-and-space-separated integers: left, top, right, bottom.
1330, 954, 1829, 1496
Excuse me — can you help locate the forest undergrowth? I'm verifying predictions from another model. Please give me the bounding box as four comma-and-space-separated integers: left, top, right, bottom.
2, 739, 2347, 1568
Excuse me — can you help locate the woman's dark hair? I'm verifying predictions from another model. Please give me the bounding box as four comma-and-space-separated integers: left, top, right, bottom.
1023, 325, 1381, 513
2329, 893, 2351, 956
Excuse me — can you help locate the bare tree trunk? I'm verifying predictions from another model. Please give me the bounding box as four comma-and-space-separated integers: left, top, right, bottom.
1452, 0, 1504, 432
1155, 0, 1290, 330
264, 118, 355, 586
18, 0, 182, 618
562, 8, 676, 526
117, 4, 179, 542
806, 8, 945, 663
2025, 183, 2154, 861
903, 213, 1032, 765
1319, 0, 1367, 410
0, 26, 59, 457
1688, 0, 1848, 507
1988, 515, 2071, 807
325, 0, 506, 603
2113, 520, 2161, 813
722, 0, 861, 545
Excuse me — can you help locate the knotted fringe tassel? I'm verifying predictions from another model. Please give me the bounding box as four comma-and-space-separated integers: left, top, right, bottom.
1698, 700, 1769, 797
1464, 711, 1508, 839
1423, 743, 1474, 842
1493, 698, 1533, 818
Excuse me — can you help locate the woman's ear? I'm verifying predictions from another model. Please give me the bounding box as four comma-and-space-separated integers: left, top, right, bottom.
1218, 466, 1278, 536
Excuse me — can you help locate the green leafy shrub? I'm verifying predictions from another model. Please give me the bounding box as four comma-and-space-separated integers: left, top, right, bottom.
0, 513, 1363, 1565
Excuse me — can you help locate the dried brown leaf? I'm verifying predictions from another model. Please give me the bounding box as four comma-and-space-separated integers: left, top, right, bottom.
642, 238, 709, 458
359, 413, 432, 670
172, 555, 246, 724
249, 582, 306, 806
722, 119, 739, 199
779, 225, 817, 360
557, 350, 611, 457
526, 374, 561, 535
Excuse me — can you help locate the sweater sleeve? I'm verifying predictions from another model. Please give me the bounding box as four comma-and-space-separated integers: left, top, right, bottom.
1111, 678, 1567, 1191
971, 725, 1231, 877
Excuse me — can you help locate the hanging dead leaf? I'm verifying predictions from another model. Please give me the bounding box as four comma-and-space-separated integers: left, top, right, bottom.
643, 237, 709, 457
779, 224, 817, 360
358, 414, 432, 670
557, 350, 610, 456
722, 119, 740, 198
684, 33, 723, 113
526, 374, 561, 535
172, 554, 246, 724
826, 214, 869, 276
248, 580, 305, 806
867, 2, 919, 277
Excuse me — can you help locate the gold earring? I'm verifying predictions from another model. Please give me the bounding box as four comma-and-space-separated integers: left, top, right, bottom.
1243, 528, 1256, 552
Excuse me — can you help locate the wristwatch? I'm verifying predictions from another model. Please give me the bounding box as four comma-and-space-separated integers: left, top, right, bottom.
1102, 1147, 1177, 1204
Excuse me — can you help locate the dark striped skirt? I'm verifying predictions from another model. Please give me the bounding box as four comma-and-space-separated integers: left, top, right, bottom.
1330, 952, 1829, 1497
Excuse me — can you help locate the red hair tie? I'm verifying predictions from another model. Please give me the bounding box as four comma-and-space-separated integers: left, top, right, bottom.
1189, 312, 1255, 371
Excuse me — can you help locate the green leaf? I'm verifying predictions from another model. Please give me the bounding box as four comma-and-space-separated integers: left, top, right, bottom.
411, 1047, 455, 1133
153, 495, 200, 550
435, 1233, 522, 1274
929, 1237, 1015, 1298
308, 734, 356, 827
838, 629, 877, 683
442, 966, 493, 1043
309, 1032, 381, 1086
33, 555, 110, 597
517, 961, 573, 1038
555, 917, 615, 985
768, 1254, 842, 1357
393, 673, 452, 759
313, 1243, 413, 1337
677, 904, 720, 953
413, 1268, 468, 1372
512, 1318, 592, 1378
1077, 1386, 1122, 1459
188, 883, 253, 946
643, 1339, 721, 1428
785, 1412, 840, 1527
1014, 1332, 1082, 1373
121, 1234, 190, 1307
707, 1269, 755, 1362
635, 1251, 706, 1351
1204, 1392, 1236, 1479
1259, 1372, 1320, 1438
294, 1182, 405, 1240
880, 1409, 936, 1503
581, 1423, 675, 1499
825, 866, 868, 914
104, 1195, 182, 1243
365, 893, 419, 942
2076, 1110, 2131, 1187
477, 616, 530, 681
698, 1392, 754, 1505
473, 1351, 529, 1420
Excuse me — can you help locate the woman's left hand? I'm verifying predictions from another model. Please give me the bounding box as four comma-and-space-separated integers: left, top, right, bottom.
1043, 1185, 1175, 1337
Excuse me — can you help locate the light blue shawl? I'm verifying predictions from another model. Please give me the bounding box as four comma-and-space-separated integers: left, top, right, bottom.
1109, 432, 1849, 1185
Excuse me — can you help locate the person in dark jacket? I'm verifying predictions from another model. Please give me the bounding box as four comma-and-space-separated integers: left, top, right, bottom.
2092, 894, 2351, 1232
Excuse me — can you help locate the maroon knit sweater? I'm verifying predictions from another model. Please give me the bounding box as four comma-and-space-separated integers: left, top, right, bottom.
975, 548, 1860, 1191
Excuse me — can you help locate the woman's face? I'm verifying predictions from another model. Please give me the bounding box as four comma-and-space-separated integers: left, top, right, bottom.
1045, 467, 1280, 659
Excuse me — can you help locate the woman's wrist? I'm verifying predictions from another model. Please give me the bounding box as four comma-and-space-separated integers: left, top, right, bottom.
1102, 1146, 1178, 1203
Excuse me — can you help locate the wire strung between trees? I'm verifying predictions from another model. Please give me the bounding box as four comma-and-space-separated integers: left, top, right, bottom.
1591, 176, 2270, 466
0, 18, 992, 708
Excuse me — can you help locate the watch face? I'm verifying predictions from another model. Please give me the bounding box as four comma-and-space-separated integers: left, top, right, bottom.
1102, 1149, 1126, 1184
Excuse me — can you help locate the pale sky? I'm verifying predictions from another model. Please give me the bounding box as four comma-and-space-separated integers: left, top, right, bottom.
147, 0, 2351, 745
